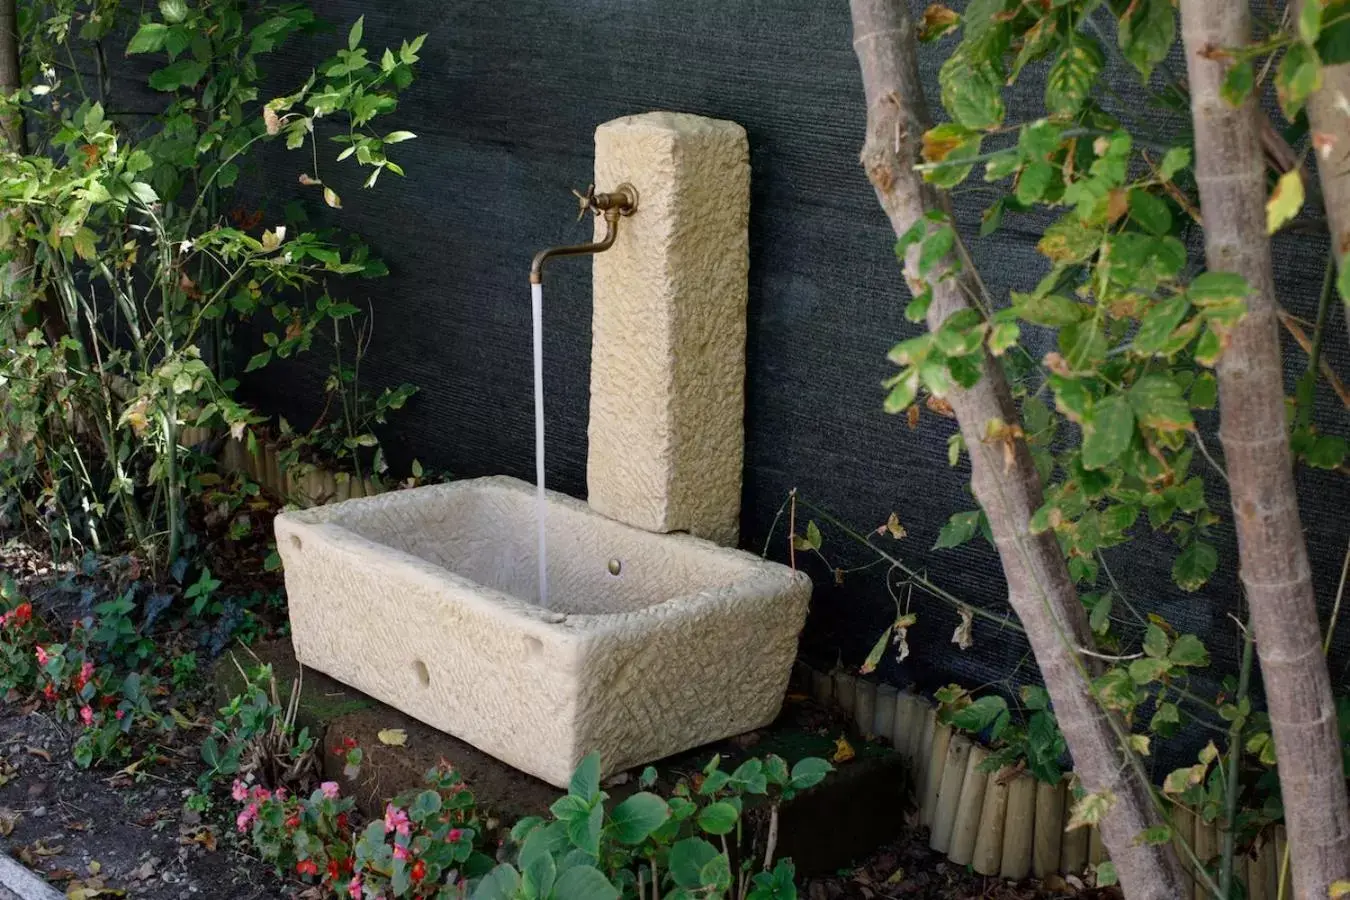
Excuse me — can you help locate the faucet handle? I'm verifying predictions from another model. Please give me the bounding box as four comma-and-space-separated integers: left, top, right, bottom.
571, 184, 598, 222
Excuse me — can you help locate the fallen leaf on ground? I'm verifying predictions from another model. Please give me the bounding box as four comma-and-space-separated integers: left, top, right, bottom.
19, 840, 63, 865
127, 857, 159, 881
0, 808, 18, 836
831, 735, 855, 763
26, 747, 51, 762
377, 728, 408, 747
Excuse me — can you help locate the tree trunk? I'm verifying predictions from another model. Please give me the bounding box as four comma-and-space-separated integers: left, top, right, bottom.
1180, 2, 1350, 898
847, 3, 1185, 898
1306, 65, 1350, 342
0, 0, 20, 152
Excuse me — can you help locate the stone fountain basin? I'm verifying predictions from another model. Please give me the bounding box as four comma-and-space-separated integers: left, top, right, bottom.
274, 475, 812, 788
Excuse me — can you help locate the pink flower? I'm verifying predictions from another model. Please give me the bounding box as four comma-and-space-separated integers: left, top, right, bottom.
250, 786, 272, 802
231, 780, 248, 802
115, 710, 125, 720
79, 705, 93, 726
383, 803, 410, 836
236, 802, 259, 832
320, 781, 340, 800
79, 660, 94, 684
35, 646, 48, 665
347, 875, 363, 899
273, 787, 287, 802
392, 842, 411, 862
448, 828, 464, 842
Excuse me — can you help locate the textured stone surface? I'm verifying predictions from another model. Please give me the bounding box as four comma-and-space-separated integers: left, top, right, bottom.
275, 475, 811, 787
589, 112, 750, 546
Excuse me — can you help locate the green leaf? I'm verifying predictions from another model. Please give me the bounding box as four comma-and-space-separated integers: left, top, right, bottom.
148, 59, 206, 91
1016, 161, 1057, 204
1081, 395, 1134, 469
1159, 147, 1191, 180
792, 520, 823, 552
158, 0, 188, 23
1172, 540, 1218, 591
1118, 0, 1176, 79
521, 844, 556, 899
552, 866, 619, 900
1096, 861, 1120, 887
1221, 60, 1255, 106
1189, 271, 1250, 303
669, 838, 721, 888
1088, 593, 1113, 635
127, 22, 169, 54
1129, 374, 1194, 433
1129, 657, 1172, 684
1127, 189, 1172, 236
1135, 296, 1191, 355
1190, 372, 1218, 409
1151, 701, 1182, 736
788, 757, 831, 790
1277, 41, 1323, 118
1169, 634, 1210, 667
934, 510, 982, 550
569, 753, 601, 802
1045, 40, 1105, 118
940, 49, 1006, 129
348, 15, 365, 51
608, 793, 669, 845
1306, 434, 1348, 468
883, 368, 920, 414
384, 130, 418, 144
860, 625, 893, 675
696, 801, 739, 836
1143, 623, 1171, 659
72, 227, 98, 261
1301, 0, 1324, 45
1318, 0, 1350, 63
1012, 292, 1086, 326
1267, 170, 1306, 234
949, 695, 1009, 737
244, 351, 273, 373
471, 864, 521, 900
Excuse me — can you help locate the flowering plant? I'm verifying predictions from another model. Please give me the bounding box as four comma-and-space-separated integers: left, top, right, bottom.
0, 586, 42, 696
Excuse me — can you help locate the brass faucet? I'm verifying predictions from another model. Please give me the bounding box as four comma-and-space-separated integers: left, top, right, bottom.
529, 183, 638, 285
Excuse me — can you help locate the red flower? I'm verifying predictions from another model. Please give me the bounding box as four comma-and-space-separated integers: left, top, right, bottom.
42, 685, 57, 702
295, 859, 319, 877
327, 860, 340, 883
336, 813, 349, 831
332, 736, 359, 755
12, 603, 31, 625
410, 860, 427, 883
285, 813, 301, 830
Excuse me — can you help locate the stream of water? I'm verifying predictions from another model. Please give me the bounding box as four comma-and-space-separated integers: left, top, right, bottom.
531, 281, 550, 609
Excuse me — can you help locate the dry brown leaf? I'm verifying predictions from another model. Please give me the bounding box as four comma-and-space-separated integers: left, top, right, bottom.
0, 808, 19, 836
831, 735, 855, 764
26, 746, 51, 762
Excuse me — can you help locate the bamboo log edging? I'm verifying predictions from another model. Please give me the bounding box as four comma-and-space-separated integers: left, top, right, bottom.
873, 684, 897, 741
797, 664, 1262, 884
947, 744, 989, 865
1033, 777, 1066, 878
1171, 805, 1197, 893
972, 765, 1012, 876
834, 672, 857, 717
218, 436, 382, 505
1000, 773, 1036, 880
1193, 817, 1218, 900
854, 679, 877, 736
920, 720, 952, 828
930, 734, 972, 853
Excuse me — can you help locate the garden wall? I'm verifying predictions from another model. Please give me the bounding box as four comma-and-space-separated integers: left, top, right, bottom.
240, 0, 1350, 749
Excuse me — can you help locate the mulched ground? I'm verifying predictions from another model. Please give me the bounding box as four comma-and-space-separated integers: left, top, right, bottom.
0, 534, 1112, 900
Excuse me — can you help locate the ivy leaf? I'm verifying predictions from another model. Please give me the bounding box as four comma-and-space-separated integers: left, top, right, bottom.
1267, 170, 1305, 234
1172, 540, 1218, 591
1080, 395, 1135, 469
1129, 374, 1194, 433
1045, 40, 1105, 118
934, 510, 982, 550
1277, 41, 1323, 118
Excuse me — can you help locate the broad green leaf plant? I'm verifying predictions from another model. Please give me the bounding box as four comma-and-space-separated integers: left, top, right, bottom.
0, 2, 425, 570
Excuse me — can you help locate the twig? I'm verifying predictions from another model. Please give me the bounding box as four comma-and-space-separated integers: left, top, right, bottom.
1325, 538, 1350, 656
1278, 308, 1350, 409
762, 804, 779, 871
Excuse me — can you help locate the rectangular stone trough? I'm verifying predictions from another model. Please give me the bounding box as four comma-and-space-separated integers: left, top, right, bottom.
275, 475, 812, 788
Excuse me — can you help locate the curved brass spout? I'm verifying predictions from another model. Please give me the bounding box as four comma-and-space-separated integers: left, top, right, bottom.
529, 183, 638, 285
529, 208, 620, 285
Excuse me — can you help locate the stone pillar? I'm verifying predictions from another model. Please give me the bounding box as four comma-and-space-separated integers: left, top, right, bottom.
589, 112, 749, 547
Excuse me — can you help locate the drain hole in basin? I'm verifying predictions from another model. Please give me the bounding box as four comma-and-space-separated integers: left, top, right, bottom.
288, 534, 302, 551
523, 636, 543, 656
413, 660, 430, 687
